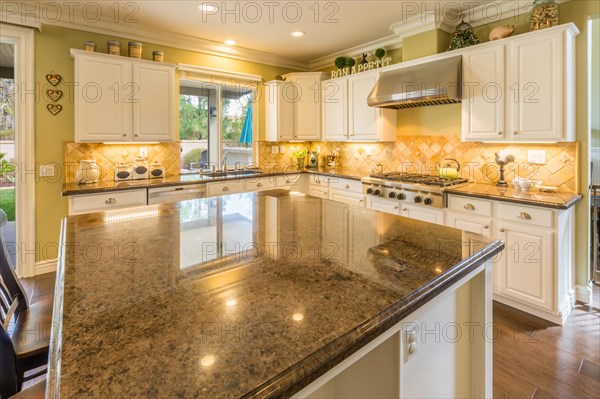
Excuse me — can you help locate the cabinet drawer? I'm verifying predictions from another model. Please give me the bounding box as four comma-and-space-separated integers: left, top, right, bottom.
275, 174, 303, 188
309, 186, 329, 199
329, 177, 362, 193
245, 177, 276, 192
329, 189, 365, 206
448, 195, 493, 217
207, 180, 245, 197
498, 203, 553, 228
69, 189, 147, 215
308, 174, 331, 185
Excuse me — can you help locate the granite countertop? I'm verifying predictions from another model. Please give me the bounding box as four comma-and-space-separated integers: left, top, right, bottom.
61, 167, 365, 196
48, 190, 503, 398
446, 183, 582, 210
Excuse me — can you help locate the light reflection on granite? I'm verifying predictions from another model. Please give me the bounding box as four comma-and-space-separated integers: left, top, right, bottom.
49, 190, 503, 398
446, 183, 582, 209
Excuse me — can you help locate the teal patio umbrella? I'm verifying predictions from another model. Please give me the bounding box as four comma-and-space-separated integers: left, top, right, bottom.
240, 105, 253, 148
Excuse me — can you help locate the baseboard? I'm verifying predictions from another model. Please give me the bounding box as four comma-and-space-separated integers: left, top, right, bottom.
575, 284, 593, 304
492, 294, 570, 325
35, 259, 57, 275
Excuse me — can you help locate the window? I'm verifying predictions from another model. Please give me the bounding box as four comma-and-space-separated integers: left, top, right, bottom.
180, 79, 256, 173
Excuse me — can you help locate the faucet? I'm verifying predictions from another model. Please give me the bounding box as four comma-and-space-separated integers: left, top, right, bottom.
221, 153, 228, 171
234, 161, 241, 171
376, 163, 384, 173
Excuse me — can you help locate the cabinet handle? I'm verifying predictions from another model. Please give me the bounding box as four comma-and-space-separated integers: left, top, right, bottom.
500, 228, 505, 232
257, 182, 263, 187
345, 184, 350, 189
484, 225, 489, 229
402, 208, 408, 212
514, 131, 519, 135
394, 206, 399, 210
105, 198, 117, 205
464, 203, 475, 211
134, 134, 138, 137
316, 179, 321, 184
497, 131, 503, 135
284, 179, 290, 184
122, 134, 126, 137
222, 186, 230, 192
517, 212, 532, 220
359, 199, 364, 203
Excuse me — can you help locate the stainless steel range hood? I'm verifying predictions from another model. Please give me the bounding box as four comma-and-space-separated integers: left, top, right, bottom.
367, 56, 462, 109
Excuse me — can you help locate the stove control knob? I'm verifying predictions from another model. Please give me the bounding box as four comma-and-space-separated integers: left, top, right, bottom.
414, 196, 422, 203
373, 189, 382, 196
388, 192, 397, 199
424, 198, 433, 205
366, 188, 374, 194
397, 193, 406, 200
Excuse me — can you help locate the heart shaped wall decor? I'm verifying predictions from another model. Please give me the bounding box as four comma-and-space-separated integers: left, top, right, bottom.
46, 74, 61, 86
47, 104, 63, 116
47, 89, 63, 102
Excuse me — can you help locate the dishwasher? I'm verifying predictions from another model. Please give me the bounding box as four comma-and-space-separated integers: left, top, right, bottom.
148, 184, 206, 205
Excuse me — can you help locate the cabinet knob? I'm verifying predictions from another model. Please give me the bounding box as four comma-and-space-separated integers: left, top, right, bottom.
122, 134, 126, 137
222, 186, 230, 192
497, 131, 503, 135
484, 225, 489, 229
394, 206, 399, 210
359, 199, 364, 203
257, 182, 263, 187
517, 212, 531, 220
345, 184, 350, 189
134, 134, 138, 137
402, 208, 408, 212
500, 228, 505, 232
316, 179, 321, 184
105, 198, 117, 205
513, 131, 519, 135
464, 203, 475, 210
284, 179, 290, 184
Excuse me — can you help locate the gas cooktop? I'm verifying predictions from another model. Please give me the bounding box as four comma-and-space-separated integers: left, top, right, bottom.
369, 172, 468, 187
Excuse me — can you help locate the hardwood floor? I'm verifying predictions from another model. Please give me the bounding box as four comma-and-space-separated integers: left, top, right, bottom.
493, 286, 600, 399
18, 274, 600, 398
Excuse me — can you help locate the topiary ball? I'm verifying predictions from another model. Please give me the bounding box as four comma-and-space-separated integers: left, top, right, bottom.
346, 58, 356, 68
375, 48, 386, 59
335, 57, 347, 69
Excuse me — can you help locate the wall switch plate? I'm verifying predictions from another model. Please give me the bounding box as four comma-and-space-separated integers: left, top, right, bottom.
279, 146, 286, 154
271, 146, 279, 154
39, 164, 55, 177
139, 147, 148, 158
528, 150, 547, 164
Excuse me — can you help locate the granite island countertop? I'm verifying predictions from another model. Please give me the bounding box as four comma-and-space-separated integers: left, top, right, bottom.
446, 182, 582, 210
48, 190, 503, 398
61, 167, 366, 196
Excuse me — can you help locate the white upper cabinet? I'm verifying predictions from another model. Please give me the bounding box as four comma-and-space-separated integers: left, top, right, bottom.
265, 80, 294, 141
348, 71, 396, 141
265, 72, 326, 141
72, 49, 176, 143
321, 79, 348, 141
462, 45, 505, 141
462, 24, 578, 142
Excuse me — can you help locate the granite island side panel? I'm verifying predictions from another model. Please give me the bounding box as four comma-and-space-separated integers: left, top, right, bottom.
48, 190, 504, 398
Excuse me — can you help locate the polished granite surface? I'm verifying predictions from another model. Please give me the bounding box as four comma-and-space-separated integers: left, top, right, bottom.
61, 167, 363, 196
49, 190, 503, 398
446, 183, 582, 210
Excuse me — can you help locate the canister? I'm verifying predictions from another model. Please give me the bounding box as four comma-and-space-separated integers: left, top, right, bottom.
152, 50, 164, 62
83, 41, 96, 52
107, 40, 121, 55
129, 41, 143, 59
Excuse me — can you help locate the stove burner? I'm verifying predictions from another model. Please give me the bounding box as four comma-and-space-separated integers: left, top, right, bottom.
369, 172, 468, 187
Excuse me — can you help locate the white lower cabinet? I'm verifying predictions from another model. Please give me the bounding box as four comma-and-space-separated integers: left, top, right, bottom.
400, 204, 444, 225
367, 197, 400, 215
329, 189, 364, 206
206, 180, 245, 197
68, 189, 147, 215
446, 194, 574, 324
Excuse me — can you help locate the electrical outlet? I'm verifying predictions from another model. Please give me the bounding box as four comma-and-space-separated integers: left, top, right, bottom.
39, 164, 55, 177
528, 150, 547, 164
271, 146, 279, 154
279, 146, 286, 154
139, 147, 148, 158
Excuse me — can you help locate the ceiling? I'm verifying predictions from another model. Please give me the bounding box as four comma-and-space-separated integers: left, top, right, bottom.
0, 43, 14, 68
24, 0, 498, 64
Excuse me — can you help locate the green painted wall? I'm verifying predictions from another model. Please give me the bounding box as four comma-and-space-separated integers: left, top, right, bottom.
591, 17, 600, 148
34, 25, 294, 261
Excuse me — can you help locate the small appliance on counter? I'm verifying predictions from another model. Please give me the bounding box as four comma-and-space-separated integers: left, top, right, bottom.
308, 151, 319, 169
132, 157, 149, 180
114, 163, 133, 181
325, 155, 339, 169
149, 162, 165, 179
75, 160, 100, 184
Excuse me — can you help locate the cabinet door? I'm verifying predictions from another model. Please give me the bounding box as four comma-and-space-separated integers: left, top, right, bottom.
309, 185, 329, 199
446, 212, 492, 237
292, 76, 321, 140
462, 45, 505, 141
368, 198, 399, 215
401, 204, 444, 225
349, 71, 380, 140
265, 82, 293, 141
133, 63, 175, 141
329, 189, 365, 207
75, 55, 132, 142
498, 223, 554, 311
507, 32, 564, 141
321, 79, 348, 141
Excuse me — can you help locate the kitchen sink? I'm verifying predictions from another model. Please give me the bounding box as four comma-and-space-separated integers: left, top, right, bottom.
202, 169, 263, 178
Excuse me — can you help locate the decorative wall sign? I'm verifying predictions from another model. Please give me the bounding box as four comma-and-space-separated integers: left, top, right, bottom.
47, 89, 63, 102
330, 56, 393, 79
46, 74, 62, 86
47, 104, 63, 116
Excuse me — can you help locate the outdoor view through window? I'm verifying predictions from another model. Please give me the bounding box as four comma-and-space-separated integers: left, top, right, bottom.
180, 80, 255, 173
0, 43, 15, 227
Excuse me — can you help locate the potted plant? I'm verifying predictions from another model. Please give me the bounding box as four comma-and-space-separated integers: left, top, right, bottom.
292, 149, 310, 171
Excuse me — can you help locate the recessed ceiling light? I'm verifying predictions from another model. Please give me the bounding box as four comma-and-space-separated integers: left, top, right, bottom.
197, 3, 217, 12
291, 31, 305, 37
224, 39, 237, 45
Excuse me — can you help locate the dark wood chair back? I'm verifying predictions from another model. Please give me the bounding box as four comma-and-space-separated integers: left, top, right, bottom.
0, 226, 29, 315
0, 321, 19, 398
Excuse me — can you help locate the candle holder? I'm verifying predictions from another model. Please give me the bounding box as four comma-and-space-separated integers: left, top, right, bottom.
495, 152, 515, 187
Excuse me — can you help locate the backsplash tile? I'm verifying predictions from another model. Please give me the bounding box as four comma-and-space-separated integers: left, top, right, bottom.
64, 142, 181, 183
257, 136, 579, 193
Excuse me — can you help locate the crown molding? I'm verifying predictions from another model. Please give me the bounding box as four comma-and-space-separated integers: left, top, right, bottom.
0, 10, 41, 30
43, 18, 309, 71
179, 64, 263, 82
459, 0, 571, 28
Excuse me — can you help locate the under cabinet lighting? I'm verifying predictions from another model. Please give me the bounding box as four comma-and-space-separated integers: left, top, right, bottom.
104, 210, 160, 224
102, 142, 160, 145
224, 39, 237, 45
291, 31, 305, 37
197, 4, 217, 12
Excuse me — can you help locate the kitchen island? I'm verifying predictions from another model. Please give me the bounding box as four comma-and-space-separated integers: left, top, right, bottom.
48, 190, 504, 398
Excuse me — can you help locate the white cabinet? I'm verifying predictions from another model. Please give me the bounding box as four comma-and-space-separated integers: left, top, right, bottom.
321, 79, 348, 141
206, 180, 245, 197
462, 24, 578, 142
368, 197, 400, 215
265, 80, 294, 141
446, 212, 492, 237
329, 190, 364, 206
244, 175, 277, 192
72, 49, 176, 143
68, 189, 147, 215
401, 204, 444, 225
348, 71, 396, 141
265, 73, 326, 141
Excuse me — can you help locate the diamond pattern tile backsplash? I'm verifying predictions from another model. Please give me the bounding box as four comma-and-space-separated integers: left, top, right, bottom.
257, 136, 579, 192
65, 142, 181, 182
